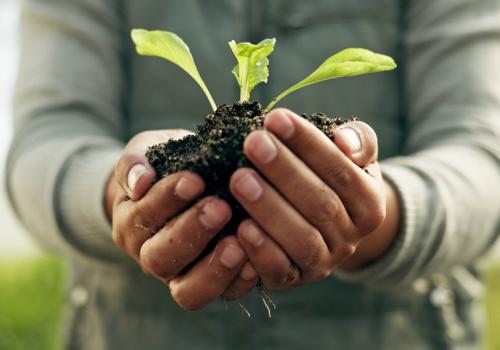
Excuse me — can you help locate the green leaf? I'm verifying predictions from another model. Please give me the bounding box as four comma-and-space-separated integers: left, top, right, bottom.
229, 38, 276, 102
131, 29, 217, 111
265, 48, 396, 112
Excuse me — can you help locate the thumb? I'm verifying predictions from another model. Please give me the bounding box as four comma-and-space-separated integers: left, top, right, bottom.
115, 140, 156, 201
115, 129, 193, 200
332, 121, 378, 167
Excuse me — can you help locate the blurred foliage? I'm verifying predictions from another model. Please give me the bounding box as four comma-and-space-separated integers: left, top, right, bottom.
0, 256, 66, 350
485, 264, 500, 350
0, 256, 499, 349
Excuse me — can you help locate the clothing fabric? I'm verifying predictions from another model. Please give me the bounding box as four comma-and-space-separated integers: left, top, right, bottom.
6, 0, 500, 349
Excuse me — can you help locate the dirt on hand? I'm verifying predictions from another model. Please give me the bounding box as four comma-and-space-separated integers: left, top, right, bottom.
146, 101, 350, 237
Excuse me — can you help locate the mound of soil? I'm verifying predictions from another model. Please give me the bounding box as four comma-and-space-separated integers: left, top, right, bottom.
146, 101, 350, 236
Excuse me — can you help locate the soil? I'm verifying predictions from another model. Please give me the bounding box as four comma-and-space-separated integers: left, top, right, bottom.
146, 101, 351, 237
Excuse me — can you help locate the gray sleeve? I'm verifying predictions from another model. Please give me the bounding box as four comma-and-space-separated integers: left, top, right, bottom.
6, 0, 127, 262
336, 0, 500, 286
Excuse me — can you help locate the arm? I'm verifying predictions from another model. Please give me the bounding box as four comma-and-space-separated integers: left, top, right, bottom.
6, 0, 125, 261
337, 0, 500, 285
6, 1, 255, 309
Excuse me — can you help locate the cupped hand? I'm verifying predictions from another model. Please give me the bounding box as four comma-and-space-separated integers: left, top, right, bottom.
106, 129, 259, 310
229, 108, 399, 291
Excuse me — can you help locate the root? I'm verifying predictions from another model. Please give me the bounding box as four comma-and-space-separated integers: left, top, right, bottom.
257, 281, 276, 319
238, 302, 252, 318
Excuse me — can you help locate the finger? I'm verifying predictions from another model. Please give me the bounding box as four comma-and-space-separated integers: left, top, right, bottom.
140, 197, 232, 280
112, 171, 205, 260
169, 236, 246, 311
115, 129, 192, 200
264, 109, 385, 233
243, 129, 356, 248
332, 121, 378, 167
237, 219, 302, 289
229, 168, 332, 277
221, 262, 259, 300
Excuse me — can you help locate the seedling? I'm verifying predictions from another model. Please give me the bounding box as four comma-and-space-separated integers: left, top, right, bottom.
131, 29, 396, 112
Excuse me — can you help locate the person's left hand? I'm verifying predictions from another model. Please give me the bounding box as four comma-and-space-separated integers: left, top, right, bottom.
222, 108, 391, 297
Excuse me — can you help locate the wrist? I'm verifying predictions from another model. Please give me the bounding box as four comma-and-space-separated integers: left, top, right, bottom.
340, 179, 401, 270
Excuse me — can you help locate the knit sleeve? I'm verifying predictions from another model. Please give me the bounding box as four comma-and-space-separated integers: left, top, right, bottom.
6, 0, 127, 262
336, 0, 500, 286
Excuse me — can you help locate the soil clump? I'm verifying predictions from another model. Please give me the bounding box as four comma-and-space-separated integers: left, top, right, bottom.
146, 101, 350, 236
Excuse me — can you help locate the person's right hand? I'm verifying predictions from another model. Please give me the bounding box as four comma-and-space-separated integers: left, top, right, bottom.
105, 129, 259, 310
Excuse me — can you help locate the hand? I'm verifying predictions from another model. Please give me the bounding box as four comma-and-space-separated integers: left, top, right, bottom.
229, 108, 400, 291
106, 129, 259, 310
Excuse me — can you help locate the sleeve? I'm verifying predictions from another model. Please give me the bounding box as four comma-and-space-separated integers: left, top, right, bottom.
5, 0, 127, 262
336, 0, 500, 286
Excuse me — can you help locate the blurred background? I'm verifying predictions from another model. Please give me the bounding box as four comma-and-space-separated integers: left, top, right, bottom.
1, 2, 66, 349
0, 1, 499, 349
0, 1, 36, 257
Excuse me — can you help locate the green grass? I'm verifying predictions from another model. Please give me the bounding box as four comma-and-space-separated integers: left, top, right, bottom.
485, 264, 500, 350
0, 256, 498, 349
0, 256, 66, 350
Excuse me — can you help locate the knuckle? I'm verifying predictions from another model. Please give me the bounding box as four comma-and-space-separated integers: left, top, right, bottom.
128, 201, 144, 220
128, 201, 162, 234
324, 164, 352, 189
320, 267, 333, 279
303, 225, 322, 243
170, 286, 203, 311
301, 247, 321, 273
300, 246, 329, 281
111, 227, 126, 250
357, 200, 386, 234
298, 238, 323, 270
309, 267, 333, 282
292, 229, 329, 276
310, 194, 340, 226
140, 245, 174, 279
334, 243, 356, 262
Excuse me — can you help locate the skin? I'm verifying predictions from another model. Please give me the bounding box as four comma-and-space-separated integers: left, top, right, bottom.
105, 108, 400, 310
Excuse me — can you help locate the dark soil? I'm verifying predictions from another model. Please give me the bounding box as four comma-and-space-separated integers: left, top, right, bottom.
146, 101, 350, 237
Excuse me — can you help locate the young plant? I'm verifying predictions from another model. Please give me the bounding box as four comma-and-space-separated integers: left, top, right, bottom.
228, 38, 276, 102
131, 29, 396, 112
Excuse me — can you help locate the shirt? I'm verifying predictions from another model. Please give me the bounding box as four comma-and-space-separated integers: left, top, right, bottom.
6, 0, 500, 349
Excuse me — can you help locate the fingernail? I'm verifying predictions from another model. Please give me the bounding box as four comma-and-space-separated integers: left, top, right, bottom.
267, 111, 294, 139
234, 172, 263, 202
241, 222, 264, 247
337, 127, 362, 154
175, 175, 202, 200
220, 244, 245, 269
199, 201, 229, 229
240, 264, 258, 280
127, 164, 148, 193
247, 131, 277, 164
